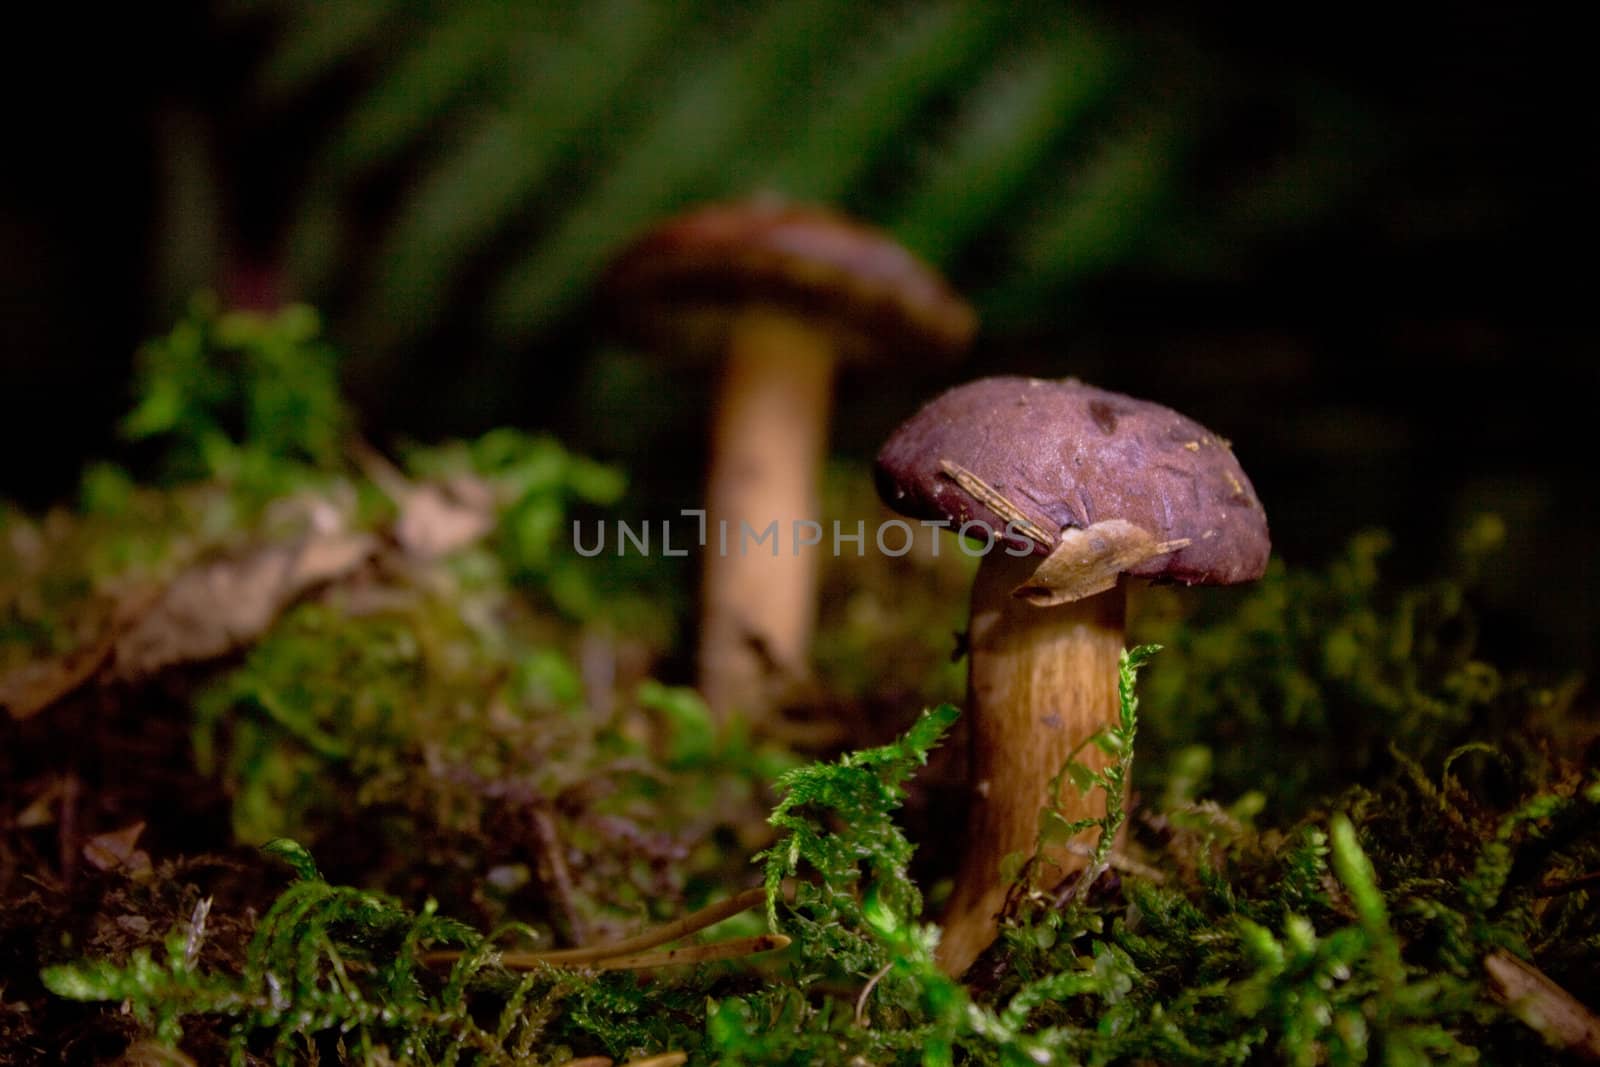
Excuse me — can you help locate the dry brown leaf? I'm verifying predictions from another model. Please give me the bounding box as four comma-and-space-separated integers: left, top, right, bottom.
393, 479, 496, 560
352, 437, 497, 560
0, 636, 115, 720
14, 778, 70, 827
0, 453, 495, 723
289, 530, 376, 587
1, 531, 375, 720
108, 533, 375, 681
83, 821, 151, 876
1012, 520, 1190, 607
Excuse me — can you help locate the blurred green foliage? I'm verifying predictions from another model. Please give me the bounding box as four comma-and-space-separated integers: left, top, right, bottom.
121, 296, 345, 496
223, 0, 1356, 358
1, 301, 346, 674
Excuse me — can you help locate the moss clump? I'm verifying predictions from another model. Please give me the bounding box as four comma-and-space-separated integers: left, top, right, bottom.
42, 840, 514, 1064
9, 306, 1597, 1063
1133, 517, 1577, 816
29, 632, 1600, 1064
120, 295, 346, 497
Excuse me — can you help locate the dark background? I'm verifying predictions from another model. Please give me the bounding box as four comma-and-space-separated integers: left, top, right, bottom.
2, 3, 1592, 672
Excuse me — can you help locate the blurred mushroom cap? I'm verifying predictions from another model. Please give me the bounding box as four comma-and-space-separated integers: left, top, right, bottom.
602, 198, 976, 364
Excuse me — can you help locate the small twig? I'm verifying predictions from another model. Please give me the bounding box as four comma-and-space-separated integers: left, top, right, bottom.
58, 774, 79, 890
1485, 949, 1600, 1059
347, 436, 411, 498
855, 961, 894, 1027
531, 805, 586, 945
507, 933, 787, 972
1063, 839, 1166, 884
518, 887, 766, 964
556, 1049, 688, 1062
579, 626, 618, 720
1049, 840, 1159, 909
1060, 856, 1112, 908
120, 1041, 201, 1067
1535, 870, 1600, 897
620, 1054, 688, 1067
422, 887, 769, 969
938, 460, 1054, 546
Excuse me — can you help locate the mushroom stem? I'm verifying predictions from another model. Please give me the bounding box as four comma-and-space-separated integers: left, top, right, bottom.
936, 550, 1126, 976
698, 308, 836, 721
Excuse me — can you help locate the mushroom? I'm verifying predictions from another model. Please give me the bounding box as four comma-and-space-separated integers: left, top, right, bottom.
874, 375, 1269, 975
604, 199, 975, 722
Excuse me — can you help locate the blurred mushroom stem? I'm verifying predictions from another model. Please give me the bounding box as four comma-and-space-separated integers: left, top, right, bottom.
937, 551, 1125, 976
698, 308, 835, 722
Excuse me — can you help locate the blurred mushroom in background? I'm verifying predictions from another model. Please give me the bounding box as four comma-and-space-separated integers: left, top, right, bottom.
604, 198, 975, 723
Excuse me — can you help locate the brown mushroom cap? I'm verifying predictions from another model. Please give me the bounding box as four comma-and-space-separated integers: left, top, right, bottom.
875, 375, 1270, 587
601, 198, 976, 363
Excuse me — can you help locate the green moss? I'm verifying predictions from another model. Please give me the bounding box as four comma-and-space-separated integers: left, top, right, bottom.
13, 308, 1598, 1064
123, 296, 347, 500
1134, 517, 1574, 816
35, 636, 1600, 1064
42, 841, 508, 1064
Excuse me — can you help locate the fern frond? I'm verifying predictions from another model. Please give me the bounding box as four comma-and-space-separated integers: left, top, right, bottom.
240, 0, 401, 104
487, 0, 871, 342
983, 113, 1179, 322
355, 0, 704, 348
888, 19, 1118, 263
758, 1, 1009, 202
322, 5, 547, 182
